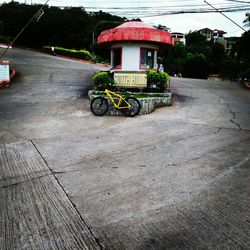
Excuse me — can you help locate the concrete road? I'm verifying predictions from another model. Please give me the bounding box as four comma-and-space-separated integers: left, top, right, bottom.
0, 48, 250, 249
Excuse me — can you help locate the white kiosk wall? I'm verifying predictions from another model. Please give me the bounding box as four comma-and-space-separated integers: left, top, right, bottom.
111, 43, 159, 71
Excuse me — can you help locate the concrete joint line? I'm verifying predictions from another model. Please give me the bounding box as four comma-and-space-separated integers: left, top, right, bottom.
30, 139, 104, 250
1, 172, 52, 189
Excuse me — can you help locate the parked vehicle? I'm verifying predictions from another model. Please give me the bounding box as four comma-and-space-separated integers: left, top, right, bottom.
237, 72, 250, 89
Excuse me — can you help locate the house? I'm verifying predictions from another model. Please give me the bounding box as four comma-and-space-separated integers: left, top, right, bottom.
224, 37, 238, 55
198, 28, 227, 42
213, 29, 227, 42
171, 32, 186, 45
98, 21, 173, 88
198, 28, 213, 41
199, 28, 228, 51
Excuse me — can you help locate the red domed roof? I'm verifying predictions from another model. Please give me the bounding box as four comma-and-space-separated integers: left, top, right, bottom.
98, 21, 173, 46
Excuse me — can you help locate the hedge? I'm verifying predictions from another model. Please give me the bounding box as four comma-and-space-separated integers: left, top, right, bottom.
43, 46, 93, 60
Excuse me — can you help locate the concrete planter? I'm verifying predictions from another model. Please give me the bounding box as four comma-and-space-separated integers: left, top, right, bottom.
88, 90, 172, 115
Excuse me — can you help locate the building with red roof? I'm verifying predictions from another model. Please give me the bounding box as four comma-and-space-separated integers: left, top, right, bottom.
98, 21, 173, 72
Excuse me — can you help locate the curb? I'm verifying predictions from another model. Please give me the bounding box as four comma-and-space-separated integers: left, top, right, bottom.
0, 68, 17, 88
57, 54, 110, 68
0, 43, 12, 49
244, 82, 250, 89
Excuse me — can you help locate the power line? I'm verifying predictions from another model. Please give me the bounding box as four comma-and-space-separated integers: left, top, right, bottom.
204, 0, 247, 32
3, 0, 249, 20
226, 0, 250, 3
81, 1, 250, 17
87, 6, 250, 17
85, 4, 247, 10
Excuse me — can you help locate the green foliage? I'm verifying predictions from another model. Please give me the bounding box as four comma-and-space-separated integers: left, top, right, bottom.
186, 31, 207, 46
235, 30, 250, 78
43, 46, 93, 60
155, 24, 170, 31
0, 36, 13, 44
147, 70, 170, 88
147, 70, 160, 84
90, 55, 109, 64
237, 31, 250, 67
165, 43, 186, 74
185, 53, 208, 79
165, 31, 227, 79
220, 58, 241, 80
165, 27, 250, 79
243, 12, 250, 28
92, 72, 115, 87
0, 20, 3, 34
0, 2, 125, 52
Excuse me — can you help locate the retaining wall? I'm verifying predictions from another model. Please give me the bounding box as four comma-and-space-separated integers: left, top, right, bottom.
88, 90, 172, 115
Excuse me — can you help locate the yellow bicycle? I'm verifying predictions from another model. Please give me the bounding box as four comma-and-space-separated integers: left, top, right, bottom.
90, 89, 141, 117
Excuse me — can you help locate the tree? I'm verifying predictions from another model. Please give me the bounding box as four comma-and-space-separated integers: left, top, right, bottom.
186, 31, 207, 46
0, 2, 125, 51
0, 20, 3, 34
209, 42, 226, 73
165, 32, 210, 78
228, 13, 249, 78
155, 24, 170, 32
243, 12, 250, 28
164, 43, 186, 74
129, 18, 141, 22
184, 53, 208, 79
236, 31, 250, 72
165, 30, 231, 78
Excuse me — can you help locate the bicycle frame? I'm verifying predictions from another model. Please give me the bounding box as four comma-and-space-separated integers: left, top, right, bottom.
104, 89, 131, 109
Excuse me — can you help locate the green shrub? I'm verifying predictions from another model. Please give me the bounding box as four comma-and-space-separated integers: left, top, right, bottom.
0, 36, 14, 44
147, 70, 161, 85
146, 70, 170, 89
92, 72, 114, 88
91, 55, 109, 64
43, 46, 93, 60
159, 71, 169, 84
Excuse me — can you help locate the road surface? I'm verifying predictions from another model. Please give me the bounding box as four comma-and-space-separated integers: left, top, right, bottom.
0, 48, 250, 249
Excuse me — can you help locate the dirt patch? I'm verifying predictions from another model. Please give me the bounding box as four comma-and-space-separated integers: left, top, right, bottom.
173, 93, 194, 103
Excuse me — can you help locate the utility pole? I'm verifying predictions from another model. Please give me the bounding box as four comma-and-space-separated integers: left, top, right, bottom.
204, 0, 247, 32
0, 0, 50, 60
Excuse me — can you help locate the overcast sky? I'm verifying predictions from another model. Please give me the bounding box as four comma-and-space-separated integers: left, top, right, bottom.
1, 0, 249, 37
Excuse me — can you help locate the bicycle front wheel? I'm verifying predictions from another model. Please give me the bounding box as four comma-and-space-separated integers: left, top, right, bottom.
121, 97, 141, 117
90, 97, 108, 116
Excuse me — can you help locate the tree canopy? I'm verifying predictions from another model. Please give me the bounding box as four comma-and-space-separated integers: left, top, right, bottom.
0, 2, 126, 50
0, 2, 249, 80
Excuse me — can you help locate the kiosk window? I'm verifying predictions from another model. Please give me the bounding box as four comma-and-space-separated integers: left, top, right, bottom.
140, 48, 155, 69
112, 48, 122, 69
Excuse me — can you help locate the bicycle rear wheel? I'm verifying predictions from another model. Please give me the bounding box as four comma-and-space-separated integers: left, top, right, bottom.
90, 97, 109, 116
121, 97, 141, 117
